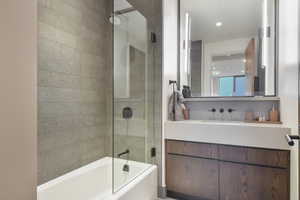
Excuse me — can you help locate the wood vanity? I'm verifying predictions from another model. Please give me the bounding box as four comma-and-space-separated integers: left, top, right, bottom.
166, 139, 290, 200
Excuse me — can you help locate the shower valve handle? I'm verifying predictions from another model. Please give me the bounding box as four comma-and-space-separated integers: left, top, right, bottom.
118, 149, 130, 158
122, 107, 133, 119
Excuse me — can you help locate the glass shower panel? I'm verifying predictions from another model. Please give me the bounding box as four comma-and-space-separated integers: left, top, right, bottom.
113, 0, 155, 192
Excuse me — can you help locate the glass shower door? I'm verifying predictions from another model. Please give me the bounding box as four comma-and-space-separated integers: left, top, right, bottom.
112, 0, 156, 192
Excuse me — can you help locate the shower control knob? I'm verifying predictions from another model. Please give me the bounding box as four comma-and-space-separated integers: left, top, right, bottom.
219, 108, 224, 113
122, 107, 133, 119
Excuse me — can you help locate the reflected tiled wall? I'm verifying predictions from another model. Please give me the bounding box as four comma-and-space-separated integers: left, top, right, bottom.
37, 0, 110, 184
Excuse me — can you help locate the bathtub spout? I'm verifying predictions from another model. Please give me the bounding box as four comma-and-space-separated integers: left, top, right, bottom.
123, 164, 130, 172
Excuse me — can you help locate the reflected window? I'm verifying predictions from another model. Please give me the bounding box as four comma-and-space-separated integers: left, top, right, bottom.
219, 77, 234, 96
219, 76, 246, 96
234, 76, 247, 96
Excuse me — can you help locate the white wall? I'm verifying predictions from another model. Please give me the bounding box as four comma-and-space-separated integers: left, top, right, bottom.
0, 1, 37, 199
162, 0, 178, 188
278, 0, 299, 199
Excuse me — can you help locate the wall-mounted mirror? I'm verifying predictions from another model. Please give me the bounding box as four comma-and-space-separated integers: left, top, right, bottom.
179, 0, 277, 97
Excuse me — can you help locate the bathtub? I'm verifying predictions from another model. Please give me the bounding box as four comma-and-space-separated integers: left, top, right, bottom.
37, 157, 157, 200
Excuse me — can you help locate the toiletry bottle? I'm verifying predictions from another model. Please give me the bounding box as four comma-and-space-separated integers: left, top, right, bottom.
245, 111, 254, 121
182, 108, 190, 120
270, 104, 279, 122
181, 104, 190, 120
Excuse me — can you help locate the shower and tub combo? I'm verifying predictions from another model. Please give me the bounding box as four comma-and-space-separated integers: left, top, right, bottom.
37, 0, 161, 199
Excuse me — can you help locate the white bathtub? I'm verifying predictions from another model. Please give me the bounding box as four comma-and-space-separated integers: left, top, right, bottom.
37, 157, 157, 200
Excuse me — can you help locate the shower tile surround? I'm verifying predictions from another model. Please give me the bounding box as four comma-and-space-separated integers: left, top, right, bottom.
38, 0, 111, 184
185, 100, 280, 122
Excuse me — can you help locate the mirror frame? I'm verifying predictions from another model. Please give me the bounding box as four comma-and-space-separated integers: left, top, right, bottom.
177, 0, 279, 98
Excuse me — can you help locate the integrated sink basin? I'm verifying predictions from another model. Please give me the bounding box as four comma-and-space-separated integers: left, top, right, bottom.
165, 120, 291, 150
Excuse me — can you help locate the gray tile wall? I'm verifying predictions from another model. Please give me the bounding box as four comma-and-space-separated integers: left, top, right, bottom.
38, 0, 111, 184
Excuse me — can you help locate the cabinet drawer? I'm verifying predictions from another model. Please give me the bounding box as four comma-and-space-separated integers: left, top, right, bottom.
166, 140, 218, 159
219, 145, 290, 168
166, 154, 219, 200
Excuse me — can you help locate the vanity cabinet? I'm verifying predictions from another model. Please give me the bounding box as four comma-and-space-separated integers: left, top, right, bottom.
166, 140, 290, 200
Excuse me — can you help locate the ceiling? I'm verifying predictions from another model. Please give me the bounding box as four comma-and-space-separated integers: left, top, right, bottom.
181, 0, 263, 42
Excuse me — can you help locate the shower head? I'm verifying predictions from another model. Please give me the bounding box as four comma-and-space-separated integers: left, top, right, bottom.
109, 14, 121, 25
109, 7, 135, 25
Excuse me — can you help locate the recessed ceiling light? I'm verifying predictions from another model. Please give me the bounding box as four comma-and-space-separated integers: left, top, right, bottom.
216, 22, 223, 27
212, 71, 220, 75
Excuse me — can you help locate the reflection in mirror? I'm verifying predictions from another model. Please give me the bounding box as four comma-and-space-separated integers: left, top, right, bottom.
114, 8, 147, 99
179, 0, 277, 97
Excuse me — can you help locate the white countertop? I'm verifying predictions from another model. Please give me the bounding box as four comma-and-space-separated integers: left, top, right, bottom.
183, 96, 280, 102
166, 120, 286, 128
165, 120, 291, 150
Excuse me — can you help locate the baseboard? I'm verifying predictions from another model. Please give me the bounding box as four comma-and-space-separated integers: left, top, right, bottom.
167, 190, 211, 200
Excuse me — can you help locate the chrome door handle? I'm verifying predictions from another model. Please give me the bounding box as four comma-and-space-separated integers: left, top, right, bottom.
285, 135, 300, 146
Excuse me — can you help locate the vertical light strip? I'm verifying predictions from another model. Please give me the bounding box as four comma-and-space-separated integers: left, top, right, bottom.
262, 0, 269, 90
188, 14, 191, 85
262, 0, 268, 67
184, 12, 190, 74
